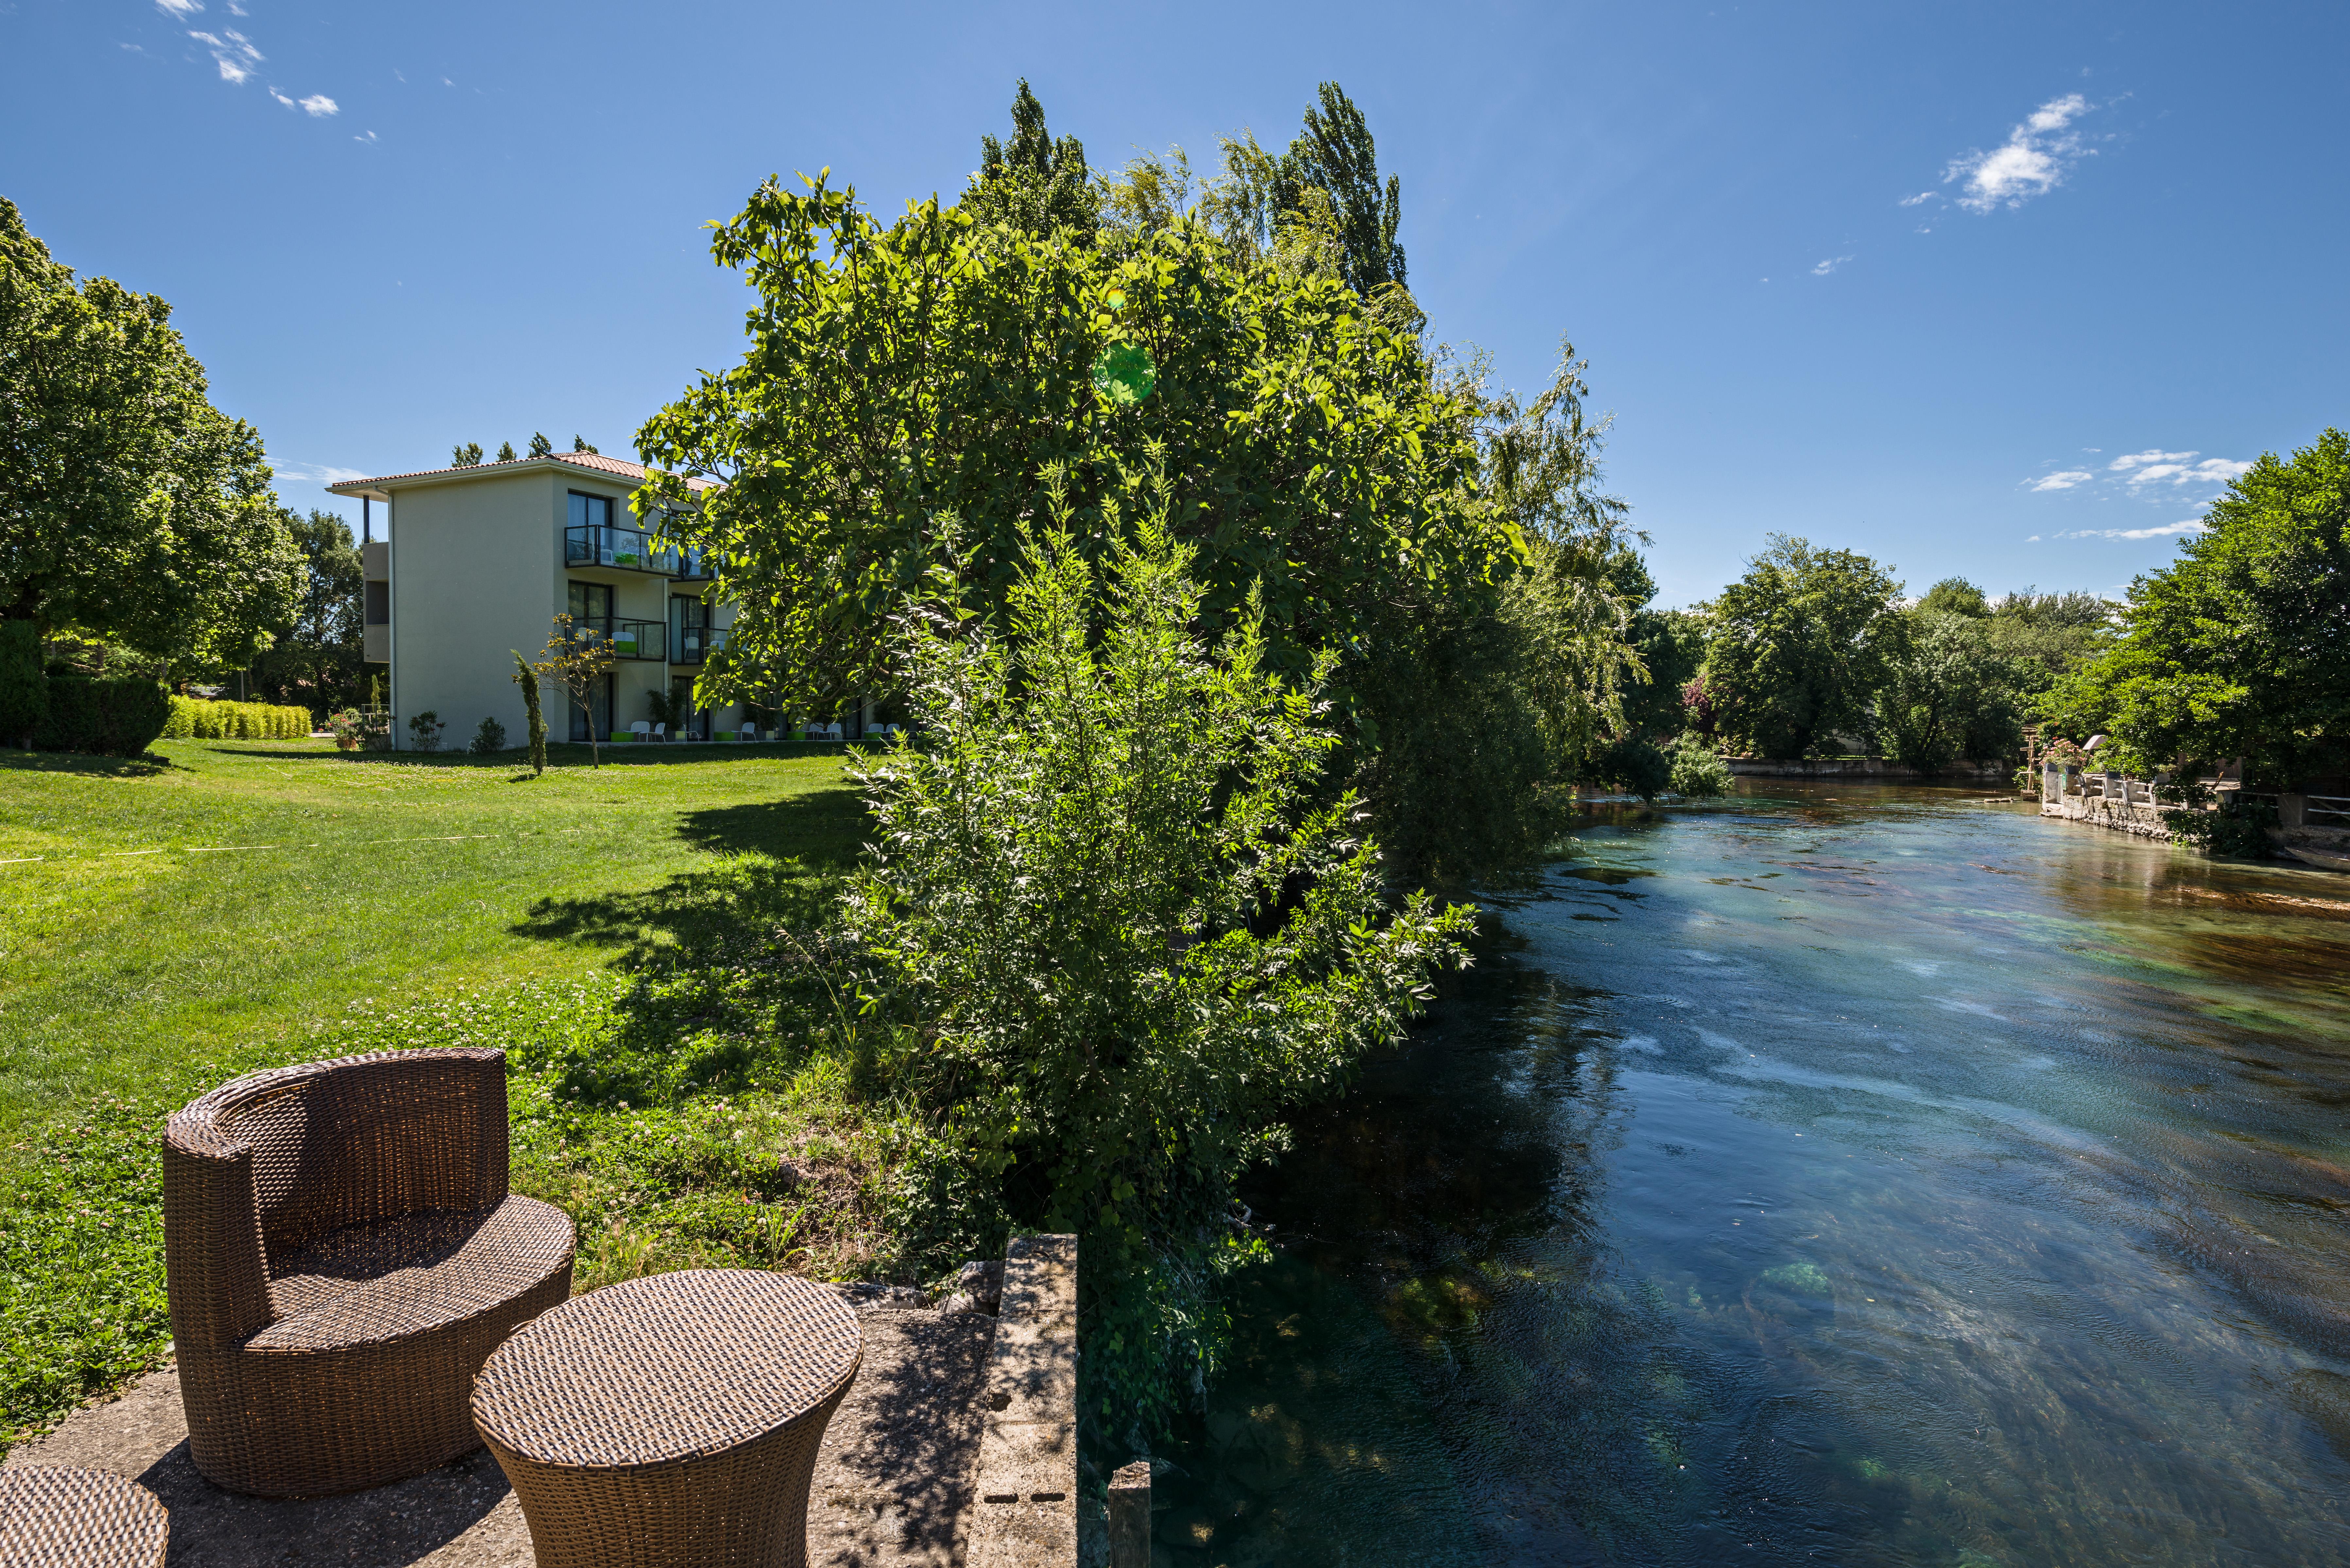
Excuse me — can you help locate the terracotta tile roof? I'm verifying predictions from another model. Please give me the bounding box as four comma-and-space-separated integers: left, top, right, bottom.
326, 450, 719, 492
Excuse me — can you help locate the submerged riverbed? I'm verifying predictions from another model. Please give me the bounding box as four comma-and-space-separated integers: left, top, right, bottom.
1153, 782, 2350, 1566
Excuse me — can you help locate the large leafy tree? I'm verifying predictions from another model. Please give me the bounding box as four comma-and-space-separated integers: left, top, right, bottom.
251, 508, 363, 717
2045, 428, 2350, 781
1874, 608, 2025, 771
1702, 535, 1902, 759
634, 178, 1515, 720
0, 199, 301, 668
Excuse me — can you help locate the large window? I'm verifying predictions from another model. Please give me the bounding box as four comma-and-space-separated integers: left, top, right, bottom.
567, 492, 613, 532
565, 582, 616, 741
568, 580, 614, 626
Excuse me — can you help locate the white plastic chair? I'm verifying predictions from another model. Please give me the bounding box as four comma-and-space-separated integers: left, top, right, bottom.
630, 721, 651, 741
652, 723, 667, 743
739, 724, 759, 742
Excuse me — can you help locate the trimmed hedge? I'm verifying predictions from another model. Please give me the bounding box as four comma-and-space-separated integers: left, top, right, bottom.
32, 677, 171, 758
161, 697, 313, 741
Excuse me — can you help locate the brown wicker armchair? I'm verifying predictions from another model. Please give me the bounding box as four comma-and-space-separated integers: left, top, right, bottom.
162, 1048, 574, 1498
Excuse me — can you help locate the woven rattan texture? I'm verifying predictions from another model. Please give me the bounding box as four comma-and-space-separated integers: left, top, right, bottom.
161, 1049, 575, 1499
472, 1271, 862, 1568
0, 1466, 168, 1567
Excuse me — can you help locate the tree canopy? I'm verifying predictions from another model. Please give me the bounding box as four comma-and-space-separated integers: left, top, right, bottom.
2045, 428, 2350, 782
634, 178, 1517, 719
0, 198, 300, 668
1701, 535, 1901, 759
959, 79, 1097, 238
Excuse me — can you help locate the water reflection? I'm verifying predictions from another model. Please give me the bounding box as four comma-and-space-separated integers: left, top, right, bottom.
1151, 783, 2350, 1566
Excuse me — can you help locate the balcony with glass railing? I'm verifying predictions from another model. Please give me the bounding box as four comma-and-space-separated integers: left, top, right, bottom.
564, 524, 688, 576
573, 617, 667, 661
668, 617, 728, 666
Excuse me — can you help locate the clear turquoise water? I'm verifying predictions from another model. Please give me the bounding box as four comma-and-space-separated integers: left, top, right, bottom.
1151, 783, 2350, 1566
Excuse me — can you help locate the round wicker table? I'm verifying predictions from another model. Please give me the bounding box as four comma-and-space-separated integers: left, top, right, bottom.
0, 1466, 169, 1566
471, 1270, 862, 1568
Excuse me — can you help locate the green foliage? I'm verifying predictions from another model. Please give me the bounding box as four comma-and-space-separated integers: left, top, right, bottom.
1270, 82, 1408, 298
0, 621, 43, 746
634, 176, 1512, 723
571, 435, 598, 455
1622, 606, 1704, 740
160, 696, 311, 740
837, 491, 1473, 1436
31, 677, 168, 758
2156, 775, 2278, 859
1702, 535, 1902, 759
512, 650, 548, 774
453, 442, 484, 467
0, 198, 302, 667
1874, 611, 2025, 772
2043, 429, 2350, 783
496, 441, 518, 463
960, 80, 1098, 239
1667, 740, 1734, 798
251, 508, 363, 721
1918, 577, 1989, 618
469, 716, 509, 754
528, 432, 553, 459
1592, 735, 1670, 800
406, 710, 446, 752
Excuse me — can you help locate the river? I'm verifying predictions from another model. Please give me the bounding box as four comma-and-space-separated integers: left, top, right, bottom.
1150, 782, 2350, 1566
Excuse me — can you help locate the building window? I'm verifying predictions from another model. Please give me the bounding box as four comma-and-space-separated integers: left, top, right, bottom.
364, 581, 389, 626
568, 580, 614, 630
567, 492, 613, 532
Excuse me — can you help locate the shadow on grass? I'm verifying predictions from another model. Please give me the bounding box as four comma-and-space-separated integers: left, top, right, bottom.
510, 789, 867, 961
0, 750, 176, 778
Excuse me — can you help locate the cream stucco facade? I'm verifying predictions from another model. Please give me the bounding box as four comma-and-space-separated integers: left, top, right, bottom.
330, 452, 743, 750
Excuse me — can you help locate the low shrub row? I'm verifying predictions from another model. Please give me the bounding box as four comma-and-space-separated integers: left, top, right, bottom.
29, 677, 171, 758
162, 696, 313, 741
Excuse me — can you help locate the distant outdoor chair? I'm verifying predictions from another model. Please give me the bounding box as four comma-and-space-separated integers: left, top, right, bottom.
630, 722, 651, 739
739, 724, 760, 742
652, 723, 667, 743
162, 1048, 575, 1498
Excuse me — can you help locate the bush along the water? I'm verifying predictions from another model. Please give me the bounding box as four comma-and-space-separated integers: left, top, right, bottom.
32, 677, 169, 758
2159, 775, 2277, 859
838, 468, 1475, 1441
160, 696, 312, 740
1667, 740, 1735, 798
1591, 735, 1671, 800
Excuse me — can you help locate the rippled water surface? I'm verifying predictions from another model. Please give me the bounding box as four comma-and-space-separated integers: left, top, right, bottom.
1151, 783, 2350, 1566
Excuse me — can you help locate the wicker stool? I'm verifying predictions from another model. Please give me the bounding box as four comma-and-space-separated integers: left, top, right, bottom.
472, 1270, 862, 1568
0, 1467, 169, 1566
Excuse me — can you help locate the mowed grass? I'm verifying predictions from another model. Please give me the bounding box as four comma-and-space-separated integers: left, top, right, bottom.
0, 740, 867, 1142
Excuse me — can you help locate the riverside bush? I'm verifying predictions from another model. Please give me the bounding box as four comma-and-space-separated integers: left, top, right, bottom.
839, 476, 1474, 1438
161, 696, 312, 740
1667, 741, 1735, 798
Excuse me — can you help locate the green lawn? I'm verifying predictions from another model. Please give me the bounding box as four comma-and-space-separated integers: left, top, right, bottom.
0, 739, 866, 1139
2, 738, 892, 1451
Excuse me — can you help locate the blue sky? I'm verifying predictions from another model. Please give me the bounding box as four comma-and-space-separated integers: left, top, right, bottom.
5, 1, 2345, 607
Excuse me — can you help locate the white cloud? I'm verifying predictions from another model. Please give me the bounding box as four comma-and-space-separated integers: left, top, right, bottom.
1898, 191, 1939, 208
1943, 94, 2097, 213
298, 93, 337, 116
227, 0, 247, 11
275, 463, 371, 485
154, 0, 202, 16
188, 28, 262, 83
354, 130, 379, 145
2106, 450, 2251, 487
1811, 255, 1854, 276
2056, 521, 2206, 541
2027, 470, 2095, 492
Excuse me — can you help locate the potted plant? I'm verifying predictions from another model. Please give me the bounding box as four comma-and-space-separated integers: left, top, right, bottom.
328, 709, 363, 751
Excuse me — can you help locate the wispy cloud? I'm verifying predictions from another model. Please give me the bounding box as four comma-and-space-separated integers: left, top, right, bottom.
354, 130, 379, 146
1940, 94, 2099, 213
187, 28, 262, 83
1898, 191, 1937, 208
2108, 450, 2252, 487
266, 88, 338, 115
1810, 255, 1854, 276
2054, 521, 2206, 541
275, 463, 371, 485
2027, 470, 2095, 492
154, 0, 202, 16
